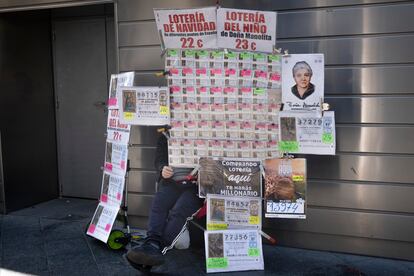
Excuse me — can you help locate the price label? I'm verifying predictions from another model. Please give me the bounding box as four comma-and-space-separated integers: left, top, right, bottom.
292, 175, 304, 182
160, 106, 169, 115
207, 258, 228, 269
249, 216, 259, 225
248, 248, 260, 257
207, 223, 228, 230
123, 112, 134, 120
278, 141, 299, 152
322, 133, 333, 143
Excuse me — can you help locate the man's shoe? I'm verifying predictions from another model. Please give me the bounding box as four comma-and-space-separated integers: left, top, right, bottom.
126, 238, 165, 267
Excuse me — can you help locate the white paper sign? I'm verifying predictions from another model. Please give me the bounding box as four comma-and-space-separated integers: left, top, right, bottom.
154, 7, 217, 50
282, 54, 324, 110
264, 158, 307, 219
217, 8, 276, 53
100, 171, 125, 206
207, 194, 261, 230
86, 203, 119, 243
205, 229, 264, 273
119, 86, 170, 126
108, 72, 134, 109
106, 109, 131, 144
279, 111, 336, 155
104, 141, 128, 176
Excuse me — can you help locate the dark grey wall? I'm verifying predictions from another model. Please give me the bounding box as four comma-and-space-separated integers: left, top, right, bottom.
0, 10, 59, 212
116, 0, 414, 260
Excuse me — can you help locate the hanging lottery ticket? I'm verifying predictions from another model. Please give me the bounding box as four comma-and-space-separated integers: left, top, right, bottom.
119, 86, 170, 126
206, 194, 261, 230
100, 171, 125, 206
107, 72, 134, 109
205, 229, 264, 273
264, 158, 307, 219
278, 110, 336, 155
104, 141, 128, 176
86, 203, 119, 243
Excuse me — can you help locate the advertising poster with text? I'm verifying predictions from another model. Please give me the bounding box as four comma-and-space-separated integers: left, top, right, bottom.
217, 8, 276, 53
205, 229, 264, 273
198, 158, 262, 198
264, 158, 307, 219
154, 7, 217, 50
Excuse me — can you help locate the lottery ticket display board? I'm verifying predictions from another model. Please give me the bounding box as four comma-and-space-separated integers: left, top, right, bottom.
166, 49, 282, 167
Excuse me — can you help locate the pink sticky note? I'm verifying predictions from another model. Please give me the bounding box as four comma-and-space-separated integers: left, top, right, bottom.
88, 224, 96, 234
196, 68, 207, 75
105, 163, 113, 171
270, 73, 281, 81
241, 69, 252, 77
105, 223, 111, 232
120, 161, 126, 169
183, 67, 193, 75
116, 193, 122, 200
108, 98, 117, 106
100, 194, 108, 203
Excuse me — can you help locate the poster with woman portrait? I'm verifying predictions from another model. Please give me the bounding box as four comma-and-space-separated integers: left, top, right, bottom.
282, 54, 324, 111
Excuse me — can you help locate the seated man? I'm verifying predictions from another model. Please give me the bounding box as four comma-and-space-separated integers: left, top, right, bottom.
126, 133, 203, 267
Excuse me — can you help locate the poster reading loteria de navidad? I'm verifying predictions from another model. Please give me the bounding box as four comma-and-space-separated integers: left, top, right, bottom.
154, 7, 217, 50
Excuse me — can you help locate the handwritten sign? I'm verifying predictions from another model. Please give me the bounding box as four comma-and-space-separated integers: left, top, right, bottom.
217, 8, 277, 53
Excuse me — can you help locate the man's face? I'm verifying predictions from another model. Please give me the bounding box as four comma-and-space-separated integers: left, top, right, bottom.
294, 68, 311, 89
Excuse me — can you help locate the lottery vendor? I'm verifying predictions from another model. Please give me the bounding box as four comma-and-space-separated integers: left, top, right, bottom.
291, 61, 315, 100
126, 131, 203, 267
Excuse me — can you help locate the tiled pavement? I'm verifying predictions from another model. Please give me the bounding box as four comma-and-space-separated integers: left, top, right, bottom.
0, 198, 413, 275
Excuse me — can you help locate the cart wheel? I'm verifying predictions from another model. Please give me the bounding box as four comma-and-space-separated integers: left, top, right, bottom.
107, 229, 127, 250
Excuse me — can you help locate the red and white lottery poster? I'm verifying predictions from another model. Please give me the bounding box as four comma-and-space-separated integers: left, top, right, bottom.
154, 7, 217, 50
217, 8, 277, 53
86, 203, 119, 243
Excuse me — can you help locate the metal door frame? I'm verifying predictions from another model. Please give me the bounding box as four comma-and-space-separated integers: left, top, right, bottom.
0, 131, 5, 214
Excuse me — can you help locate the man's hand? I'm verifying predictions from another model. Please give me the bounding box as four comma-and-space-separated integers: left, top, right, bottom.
162, 166, 174, 179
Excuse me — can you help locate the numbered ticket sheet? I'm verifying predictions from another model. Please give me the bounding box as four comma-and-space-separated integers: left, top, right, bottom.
100, 171, 125, 206
207, 194, 261, 230
86, 203, 119, 243
106, 109, 131, 144
264, 158, 307, 219
205, 229, 264, 273
104, 141, 128, 176
279, 110, 336, 155
119, 86, 170, 126
107, 72, 134, 109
